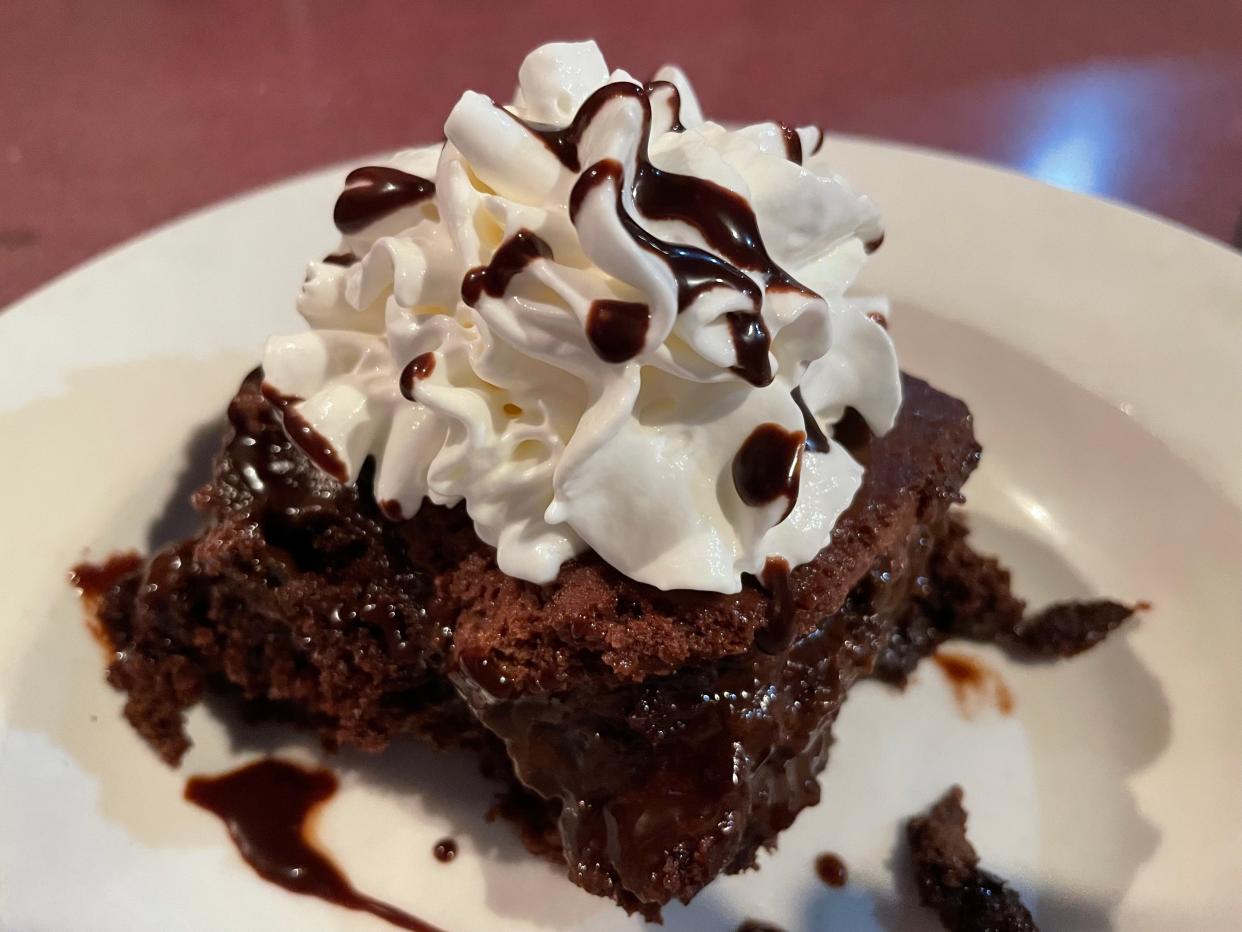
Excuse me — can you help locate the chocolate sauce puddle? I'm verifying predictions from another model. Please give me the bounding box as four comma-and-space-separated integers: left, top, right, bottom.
186, 759, 443, 932
334, 166, 435, 235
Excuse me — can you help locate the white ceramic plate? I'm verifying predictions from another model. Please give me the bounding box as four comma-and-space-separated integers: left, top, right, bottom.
2, 138, 1240, 932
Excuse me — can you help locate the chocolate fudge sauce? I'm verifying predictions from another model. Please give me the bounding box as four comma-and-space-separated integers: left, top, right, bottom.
518, 80, 815, 388
400, 352, 437, 401
585, 299, 651, 362
70, 553, 142, 602
831, 406, 874, 465
460, 228, 554, 307
815, 851, 848, 887
755, 556, 796, 654
777, 122, 802, 164
732, 423, 805, 516
334, 166, 435, 236
791, 386, 830, 453
432, 838, 457, 863
260, 383, 349, 483
186, 759, 442, 931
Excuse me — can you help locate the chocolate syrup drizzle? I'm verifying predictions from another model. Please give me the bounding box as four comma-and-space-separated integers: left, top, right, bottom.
460, 228, 553, 307
790, 387, 830, 453
832, 406, 874, 466
399, 352, 436, 401
507, 79, 814, 388
777, 122, 803, 164
732, 422, 805, 518
646, 80, 687, 133
186, 759, 441, 931
260, 383, 348, 482
322, 250, 359, 267
585, 299, 651, 362
756, 556, 796, 654
808, 127, 825, 157
334, 166, 435, 236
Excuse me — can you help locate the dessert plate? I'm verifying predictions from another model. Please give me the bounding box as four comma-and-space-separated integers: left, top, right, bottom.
2, 138, 1240, 931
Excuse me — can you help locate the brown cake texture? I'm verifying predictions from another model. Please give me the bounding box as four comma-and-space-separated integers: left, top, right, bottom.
907, 786, 1039, 932
83, 369, 1131, 919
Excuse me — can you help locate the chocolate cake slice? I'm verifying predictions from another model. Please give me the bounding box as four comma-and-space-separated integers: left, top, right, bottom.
82, 369, 1091, 917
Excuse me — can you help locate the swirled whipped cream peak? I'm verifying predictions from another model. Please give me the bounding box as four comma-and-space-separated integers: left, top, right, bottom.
262, 40, 901, 594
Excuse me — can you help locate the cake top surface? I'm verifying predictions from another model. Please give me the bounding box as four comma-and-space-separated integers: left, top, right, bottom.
262, 40, 901, 594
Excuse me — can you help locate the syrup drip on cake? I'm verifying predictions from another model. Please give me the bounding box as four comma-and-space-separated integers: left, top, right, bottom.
831, 406, 874, 466
755, 556, 795, 654
70, 553, 143, 603
334, 166, 436, 235
186, 759, 443, 931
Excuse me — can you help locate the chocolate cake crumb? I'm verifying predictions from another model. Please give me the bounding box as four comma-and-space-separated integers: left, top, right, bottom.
873, 520, 1134, 684
907, 787, 1038, 932
1008, 600, 1134, 657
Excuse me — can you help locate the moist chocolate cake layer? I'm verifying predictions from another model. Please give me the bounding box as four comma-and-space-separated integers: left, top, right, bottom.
86, 371, 1128, 916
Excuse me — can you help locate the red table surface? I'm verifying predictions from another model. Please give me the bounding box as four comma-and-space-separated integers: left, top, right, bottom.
3, 0, 1241, 310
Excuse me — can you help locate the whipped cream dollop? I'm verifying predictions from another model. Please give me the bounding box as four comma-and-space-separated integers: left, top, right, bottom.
263, 40, 901, 594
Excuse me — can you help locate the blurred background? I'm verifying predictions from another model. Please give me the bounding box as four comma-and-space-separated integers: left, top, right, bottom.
3, 0, 1241, 308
